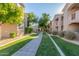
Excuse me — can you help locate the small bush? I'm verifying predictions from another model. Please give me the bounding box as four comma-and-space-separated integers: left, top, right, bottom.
48, 30, 52, 34
10, 32, 17, 38
52, 31, 58, 35
24, 27, 33, 34
64, 31, 76, 40
58, 31, 64, 37
30, 33, 37, 36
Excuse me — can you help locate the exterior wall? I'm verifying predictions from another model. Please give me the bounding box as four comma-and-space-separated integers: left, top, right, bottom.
18, 24, 24, 35
1, 24, 18, 38
52, 14, 63, 32
17, 3, 24, 35
68, 23, 79, 31
51, 3, 79, 33
48, 21, 53, 32
0, 4, 24, 39
58, 15, 63, 31
63, 10, 69, 31
51, 20, 56, 31
63, 3, 79, 31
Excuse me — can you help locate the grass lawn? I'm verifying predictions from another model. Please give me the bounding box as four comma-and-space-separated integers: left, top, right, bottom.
52, 36, 79, 56
0, 33, 37, 56
36, 33, 60, 56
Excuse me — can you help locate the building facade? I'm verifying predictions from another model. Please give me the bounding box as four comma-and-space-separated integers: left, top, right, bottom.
51, 3, 79, 33
51, 14, 63, 32
63, 3, 79, 32
0, 3, 24, 39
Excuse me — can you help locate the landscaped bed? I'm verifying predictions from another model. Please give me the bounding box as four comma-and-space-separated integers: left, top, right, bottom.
0, 33, 37, 56
52, 36, 79, 56
36, 33, 60, 56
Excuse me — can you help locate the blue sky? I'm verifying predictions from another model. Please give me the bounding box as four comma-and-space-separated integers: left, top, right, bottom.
24, 3, 65, 20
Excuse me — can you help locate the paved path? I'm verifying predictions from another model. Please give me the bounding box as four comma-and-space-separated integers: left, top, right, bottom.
0, 35, 25, 47
0, 34, 34, 47
12, 33, 42, 56
47, 33, 65, 56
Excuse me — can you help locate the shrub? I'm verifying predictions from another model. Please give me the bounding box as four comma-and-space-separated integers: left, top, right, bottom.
10, 32, 17, 38
30, 33, 37, 36
24, 27, 28, 34
24, 27, 33, 34
52, 31, 58, 35
58, 31, 64, 37
27, 27, 33, 33
64, 31, 76, 40
48, 30, 52, 34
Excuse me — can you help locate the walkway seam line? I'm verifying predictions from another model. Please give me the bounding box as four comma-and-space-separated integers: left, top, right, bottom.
47, 33, 65, 56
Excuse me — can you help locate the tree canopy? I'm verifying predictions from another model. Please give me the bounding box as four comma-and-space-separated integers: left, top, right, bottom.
38, 13, 50, 31
0, 3, 24, 24
27, 12, 38, 26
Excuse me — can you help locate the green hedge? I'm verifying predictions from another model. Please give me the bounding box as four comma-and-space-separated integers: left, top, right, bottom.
24, 27, 33, 34
64, 31, 76, 40
10, 32, 17, 38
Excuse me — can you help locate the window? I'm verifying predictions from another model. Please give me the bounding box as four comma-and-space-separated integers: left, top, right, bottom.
61, 16, 63, 25
61, 25, 63, 31
61, 16, 63, 20
56, 18, 58, 25
56, 26, 58, 31
71, 13, 75, 20
56, 18, 58, 21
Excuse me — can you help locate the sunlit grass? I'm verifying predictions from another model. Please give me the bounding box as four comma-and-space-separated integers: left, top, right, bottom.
52, 36, 79, 56
36, 33, 60, 56
0, 33, 37, 56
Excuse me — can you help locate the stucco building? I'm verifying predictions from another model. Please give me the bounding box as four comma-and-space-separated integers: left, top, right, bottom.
0, 3, 24, 39
51, 3, 79, 33
63, 3, 79, 32
51, 14, 63, 32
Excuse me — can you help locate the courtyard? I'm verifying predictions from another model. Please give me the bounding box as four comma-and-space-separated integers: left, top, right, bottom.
0, 3, 79, 56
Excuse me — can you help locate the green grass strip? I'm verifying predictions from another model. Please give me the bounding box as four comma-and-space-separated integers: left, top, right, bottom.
0, 34, 37, 56
52, 36, 79, 56
36, 33, 60, 56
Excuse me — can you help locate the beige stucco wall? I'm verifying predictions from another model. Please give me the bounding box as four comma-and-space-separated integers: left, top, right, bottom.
52, 14, 63, 32
58, 15, 63, 31
68, 23, 79, 31
51, 21, 54, 31
51, 19, 57, 31
50, 3, 79, 33
1, 24, 18, 38
63, 3, 79, 31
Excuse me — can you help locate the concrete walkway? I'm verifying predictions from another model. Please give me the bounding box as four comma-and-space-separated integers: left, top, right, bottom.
0, 35, 25, 47
47, 33, 65, 56
12, 33, 42, 56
